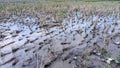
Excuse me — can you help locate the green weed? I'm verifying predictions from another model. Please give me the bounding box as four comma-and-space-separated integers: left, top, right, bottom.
61, 9, 68, 15
101, 49, 111, 57
116, 54, 120, 62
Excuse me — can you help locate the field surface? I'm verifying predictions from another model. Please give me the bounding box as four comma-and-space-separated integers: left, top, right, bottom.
0, 1, 120, 68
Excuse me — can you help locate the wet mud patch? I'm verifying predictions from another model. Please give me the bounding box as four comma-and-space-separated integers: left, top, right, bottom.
0, 11, 120, 68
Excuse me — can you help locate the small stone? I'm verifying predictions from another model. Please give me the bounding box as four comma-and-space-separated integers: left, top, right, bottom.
115, 60, 120, 64
73, 56, 77, 60
106, 58, 113, 64
106, 60, 111, 64
107, 58, 113, 61
96, 53, 101, 56
115, 42, 120, 45
101, 58, 105, 62
93, 50, 97, 53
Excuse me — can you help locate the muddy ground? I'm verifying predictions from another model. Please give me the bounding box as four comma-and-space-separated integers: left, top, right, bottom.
0, 1, 120, 68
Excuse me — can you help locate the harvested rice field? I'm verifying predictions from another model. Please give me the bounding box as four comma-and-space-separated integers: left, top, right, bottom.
0, 0, 120, 68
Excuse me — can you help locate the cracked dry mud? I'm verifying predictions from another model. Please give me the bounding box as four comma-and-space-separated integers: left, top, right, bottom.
0, 11, 120, 68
